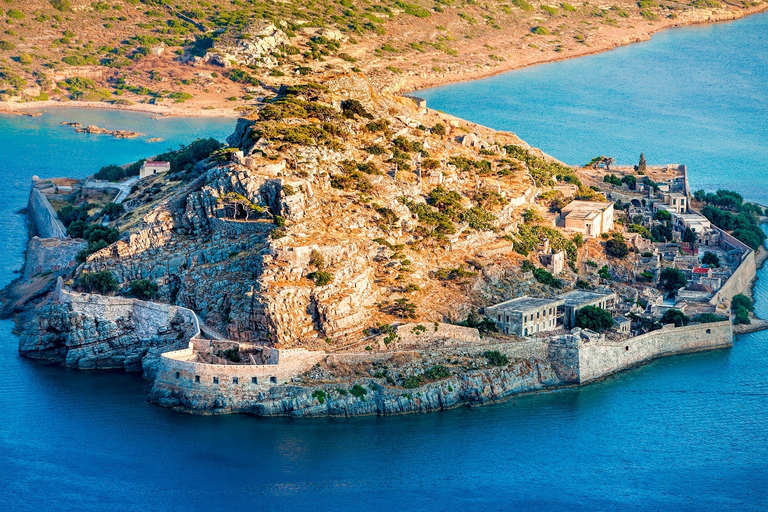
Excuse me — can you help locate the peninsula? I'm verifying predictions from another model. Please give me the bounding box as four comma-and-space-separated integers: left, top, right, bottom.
2, 73, 764, 417
1, 1, 767, 117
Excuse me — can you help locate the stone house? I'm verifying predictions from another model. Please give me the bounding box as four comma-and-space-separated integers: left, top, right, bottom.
661, 192, 688, 214
140, 161, 171, 179
559, 200, 614, 238
485, 296, 565, 337
539, 250, 565, 276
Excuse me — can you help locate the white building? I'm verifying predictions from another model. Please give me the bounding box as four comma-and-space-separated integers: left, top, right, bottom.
560, 201, 614, 238
140, 161, 171, 179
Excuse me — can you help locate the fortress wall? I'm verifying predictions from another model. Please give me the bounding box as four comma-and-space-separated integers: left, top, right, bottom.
577, 321, 733, 384
27, 188, 67, 239
23, 237, 86, 279
709, 228, 756, 306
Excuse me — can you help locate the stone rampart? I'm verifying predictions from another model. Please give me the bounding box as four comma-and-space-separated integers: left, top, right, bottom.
23, 237, 86, 279
27, 188, 67, 239
576, 321, 732, 384
708, 228, 756, 306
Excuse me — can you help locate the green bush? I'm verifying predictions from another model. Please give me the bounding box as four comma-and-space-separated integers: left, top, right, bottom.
308, 271, 333, 286
484, 350, 509, 367
660, 309, 690, 327
94, 164, 125, 182
102, 202, 124, 218
424, 365, 450, 380
402, 376, 422, 389
128, 279, 158, 300
575, 305, 613, 332
77, 271, 118, 294
350, 384, 368, 398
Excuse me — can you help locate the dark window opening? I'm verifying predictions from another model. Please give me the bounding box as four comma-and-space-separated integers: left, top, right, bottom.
194, 375, 200, 383
213, 376, 219, 384
233, 377, 239, 384
625, 346, 629, 351
706, 329, 711, 334
174, 371, 180, 379
270, 376, 277, 384
252, 377, 258, 384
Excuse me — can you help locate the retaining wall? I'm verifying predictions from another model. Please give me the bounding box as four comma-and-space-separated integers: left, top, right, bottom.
577, 321, 733, 384
709, 227, 756, 306
27, 188, 67, 239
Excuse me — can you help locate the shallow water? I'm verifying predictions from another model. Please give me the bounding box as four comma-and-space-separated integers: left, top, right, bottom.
3, 19, 768, 509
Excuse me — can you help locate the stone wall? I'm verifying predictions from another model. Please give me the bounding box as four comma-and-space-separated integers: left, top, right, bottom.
576, 321, 732, 384
149, 346, 325, 411
709, 227, 756, 306
22, 236, 86, 279
27, 188, 67, 239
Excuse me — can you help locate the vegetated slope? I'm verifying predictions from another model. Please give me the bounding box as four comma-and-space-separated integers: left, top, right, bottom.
79, 73, 592, 350
0, 0, 764, 109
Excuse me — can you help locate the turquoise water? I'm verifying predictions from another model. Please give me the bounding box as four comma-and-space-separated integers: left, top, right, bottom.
419, 12, 768, 204
3, 17, 768, 508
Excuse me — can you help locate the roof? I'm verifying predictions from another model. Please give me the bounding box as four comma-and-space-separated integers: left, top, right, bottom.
692, 267, 710, 274
557, 290, 615, 307
486, 296, 564, 313
686, 283, 713, 293
561, 201, 611, 220
144, 161, 170, 166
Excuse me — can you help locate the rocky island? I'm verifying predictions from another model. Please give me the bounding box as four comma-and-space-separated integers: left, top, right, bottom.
2, 73, 763, 417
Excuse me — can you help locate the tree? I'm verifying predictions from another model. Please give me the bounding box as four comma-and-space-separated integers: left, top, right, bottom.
659, 267, 687, 293
77, 271, 117, 294
637, 153, 647, 174
621, 175, 637, 190
682, 227, 697, 244
660, 309, 690, 327
654, 209, 671, 222
102, 202, 125, 218
575, 305, 614, 332
701, 252, 720, 267
605, 233, 629, 258
731, 295, 753, 326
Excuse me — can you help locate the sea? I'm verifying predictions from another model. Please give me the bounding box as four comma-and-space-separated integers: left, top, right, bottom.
1, 13, 768, 511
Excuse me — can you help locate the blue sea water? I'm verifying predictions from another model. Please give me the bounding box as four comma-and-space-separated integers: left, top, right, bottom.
2, 13, 768, 509
419, 13, 768, 205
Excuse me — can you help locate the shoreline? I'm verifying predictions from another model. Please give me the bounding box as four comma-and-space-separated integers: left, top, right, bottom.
406, 4, 768, 94
0, 99, 242, 119
0, 7, 766, 119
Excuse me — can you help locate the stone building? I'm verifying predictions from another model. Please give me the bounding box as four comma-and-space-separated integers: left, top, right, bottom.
539, 250, 565, 276
485, 296, 565, 337
558, 290, 617, 329
661, 192, 688, 214
140, 161, 171, 179
559, 201, 614, 238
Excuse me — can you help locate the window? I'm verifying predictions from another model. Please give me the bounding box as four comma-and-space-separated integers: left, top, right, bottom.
497, 314, 501, 322
523, 328, 527, 336
270, 376, 277, 384
174, 371, 180, 379
233, 377, 239, 384
194, 375, 200, 383
506, 315, 510, 323
706, 329, 711, 334
537, 312, 540, 319
252, 377, 258, 384
213, 376, 219, 384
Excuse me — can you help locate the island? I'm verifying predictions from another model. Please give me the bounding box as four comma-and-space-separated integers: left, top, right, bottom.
1, 74, 763, 417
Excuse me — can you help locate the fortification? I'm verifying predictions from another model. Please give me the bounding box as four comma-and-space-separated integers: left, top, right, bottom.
549, 321, 733, 384
27, 187, 67, 239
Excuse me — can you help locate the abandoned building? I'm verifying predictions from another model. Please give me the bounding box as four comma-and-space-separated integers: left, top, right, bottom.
139, 161, 171, 179
485, 296, 565, 337
559, 201, 614, 238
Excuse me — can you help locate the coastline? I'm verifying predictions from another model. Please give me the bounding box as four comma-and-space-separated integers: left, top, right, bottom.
0, 99, 242, 119
404, 4, 768, 94
0, 6, 766, 118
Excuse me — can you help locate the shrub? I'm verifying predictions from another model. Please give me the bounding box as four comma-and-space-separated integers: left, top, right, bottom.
531, 26, 550, 35
424, 365, 450, 380
692, 313, 727, 324
94, 164, 125, 182
701, 252, 720, 267
660, 309, 690, 327
350, 384, 367, 398
311, 390, 327, 404
341, 99, 372, 119
77, 271, 117, 294
575, 305, 613, 332
659, 267, 687, 292
605, 233, 629, 258
484, 350, 509, 366
128, 279, 158, 300
402, 376, 422, 389
0, 40, 16, 51
102, 202, 124, 218
308, 271, 333, 286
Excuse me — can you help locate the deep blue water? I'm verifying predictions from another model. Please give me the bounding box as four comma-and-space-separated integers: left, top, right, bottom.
419, 12, 768, 204
3, 15, 768, 509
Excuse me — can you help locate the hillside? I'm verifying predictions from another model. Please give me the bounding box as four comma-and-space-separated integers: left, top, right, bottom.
69, 73, 602, 350
1, 0, 766, 113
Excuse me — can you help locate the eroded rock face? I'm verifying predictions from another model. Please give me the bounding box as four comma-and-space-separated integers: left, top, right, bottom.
18, 299, 191, 379
205, 22, 290, 69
